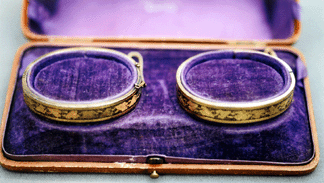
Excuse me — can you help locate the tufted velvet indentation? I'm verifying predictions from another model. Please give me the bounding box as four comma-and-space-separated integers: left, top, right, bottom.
184, 58, 284, 102
2, 46, 313, 165
33, 57, 133, 101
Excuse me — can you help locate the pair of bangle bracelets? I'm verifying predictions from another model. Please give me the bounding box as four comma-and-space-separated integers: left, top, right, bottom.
22, 47, 295, 124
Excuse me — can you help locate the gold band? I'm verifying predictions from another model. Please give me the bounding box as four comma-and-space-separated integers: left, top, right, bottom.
22, 47, 146, 123
176, 49, 295, 124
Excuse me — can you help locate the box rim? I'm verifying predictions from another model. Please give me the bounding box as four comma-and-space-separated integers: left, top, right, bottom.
0, 41, 319, 176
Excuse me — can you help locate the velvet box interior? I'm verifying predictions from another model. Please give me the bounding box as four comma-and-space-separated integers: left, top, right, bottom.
27, 0, 299, 40
2, 0, 315, 166
3, 46, 313, 165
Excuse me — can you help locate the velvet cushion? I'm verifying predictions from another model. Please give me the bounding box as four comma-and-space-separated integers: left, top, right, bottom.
28, 49, 136, 101
182, 51, 292, 102
27, 0, 299, 40
2, 46, 313, 165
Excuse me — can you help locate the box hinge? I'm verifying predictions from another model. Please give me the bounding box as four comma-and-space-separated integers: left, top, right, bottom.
49, 37, 95, 43
228, 41, 267, 47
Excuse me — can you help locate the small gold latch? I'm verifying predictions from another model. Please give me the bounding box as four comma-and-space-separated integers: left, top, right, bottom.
150, 170, 159, 179
147, 157, 163, 178
147, 157, 164, 164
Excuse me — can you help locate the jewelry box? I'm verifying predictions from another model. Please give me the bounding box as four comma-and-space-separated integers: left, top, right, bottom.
0, 0, 319, 178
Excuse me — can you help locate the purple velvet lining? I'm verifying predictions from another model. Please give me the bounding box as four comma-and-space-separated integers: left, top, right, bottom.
27, 49, 136, 102
182, 51, 291, 102
2, 46, 313, 164
27, 0, 298, 40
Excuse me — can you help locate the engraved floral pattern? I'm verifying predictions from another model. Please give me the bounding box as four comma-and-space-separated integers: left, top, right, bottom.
24, 92, 141, 122
48, 108, 61, 118
177, 89, 293, 123
65, 111, 79, 119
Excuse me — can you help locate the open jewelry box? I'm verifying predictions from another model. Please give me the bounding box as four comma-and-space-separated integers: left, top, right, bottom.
0, 0, 319, 178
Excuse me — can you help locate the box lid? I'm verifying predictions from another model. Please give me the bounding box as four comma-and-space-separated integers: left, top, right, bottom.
22, 0, 301, 45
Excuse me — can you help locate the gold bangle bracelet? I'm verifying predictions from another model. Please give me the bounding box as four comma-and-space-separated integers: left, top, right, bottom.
22, 47, 146, 123
176, 49, 295, 124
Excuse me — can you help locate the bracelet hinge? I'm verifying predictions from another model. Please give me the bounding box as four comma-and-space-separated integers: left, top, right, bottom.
128, 51, 146, 89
